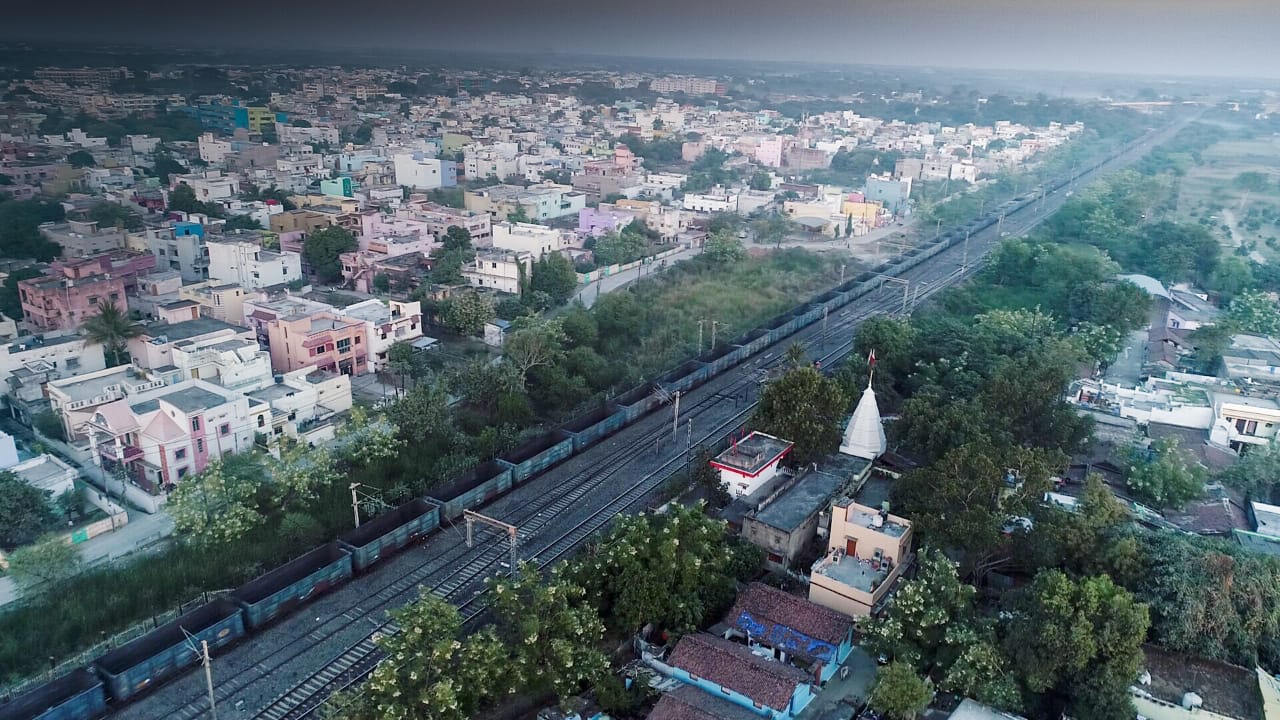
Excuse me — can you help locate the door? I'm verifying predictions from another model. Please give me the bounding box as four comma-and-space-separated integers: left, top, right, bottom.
845, 538, 856, 557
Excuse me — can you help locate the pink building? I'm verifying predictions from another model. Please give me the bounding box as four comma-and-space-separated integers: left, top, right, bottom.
18, 253, 156, 331
83, 380, 266, 492
266, 311, 368, 375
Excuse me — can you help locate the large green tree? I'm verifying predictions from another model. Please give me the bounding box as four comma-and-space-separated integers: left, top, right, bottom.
565, 503, 758, 636
1004, 571, 1148, 720
893, 441, 1063, 579
529, 252, 578, 305
1124, 436, 1205, 509
869, 662, 933, 720
7, 535, 81, 592
81, 302, 142, 367
0, 471, 57, 549
488, 564, 609, 706
303, 226, 358, 283
753, 366, 849, 465
441, 291, 495, 336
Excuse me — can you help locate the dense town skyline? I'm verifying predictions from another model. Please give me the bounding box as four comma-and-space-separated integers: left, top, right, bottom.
4, 0, 1280, 79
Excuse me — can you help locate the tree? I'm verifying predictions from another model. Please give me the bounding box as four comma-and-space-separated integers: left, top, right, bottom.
166, 455, 267, 546
750, 213, 791, 247
32, 409, 66, 441
442, 292, 495, 336
869, 662, 932, 720
1125, 436, 1206, 509
389, 381, 460, 456
372, 273, 392, 293
529, 252, 578, 305
506, 205, 532, 224
488, 564, 609, 706
168, 183, 199, 213
7, 535, 81, 592
703, 230, 747, 264
1005, 571, 1148, 720
0, 198, 63, 260
865, 549, 976, 670
66, 150, 96, 168
364, 589, 487, 720
223, 214, 263, 231
303, 226, 358, 283
0, 266, 42, 319
894, 441, 1063, 579
0, 471, 57, 549
565, 503, 755, 636
1234, 171, 1270, 193
1218, 441, 1280, 497
753, 366, 849, 465
502, 319, 566, 389
88, 202, 143, 231
748, 170, 772, 191
1227, 289, 1280, 336
81, 301, 142, 367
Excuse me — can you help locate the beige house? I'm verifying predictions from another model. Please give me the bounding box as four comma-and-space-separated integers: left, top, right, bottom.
808, 499, 913, 617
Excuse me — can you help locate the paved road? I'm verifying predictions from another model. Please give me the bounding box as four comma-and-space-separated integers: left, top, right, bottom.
573, 246, 700, 308
0, 509, 173, 607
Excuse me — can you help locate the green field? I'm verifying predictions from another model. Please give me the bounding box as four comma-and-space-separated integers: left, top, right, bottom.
1174, 133, 1280, 264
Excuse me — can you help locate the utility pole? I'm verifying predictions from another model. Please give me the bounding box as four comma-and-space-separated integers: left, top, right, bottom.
935, 217, 942, 239
840, 263, 846, 284
672, 391, 681, 440
962, 230, 970, 271
876, 275, 910, 314
463, 510, 519, 573
996, 213, 1005, 236
697, 320, 704, 353
201, 641, 217, 720
711, 320, 720, 349
350, 483, 361, 528
182, 629, 217, 720
822, 306, 830, 349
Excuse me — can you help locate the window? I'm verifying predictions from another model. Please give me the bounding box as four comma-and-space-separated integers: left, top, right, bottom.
197, 439, 204, 452
191, 417, 201, 431
221, 423, 230, 435
258, 415, 266, 428
67, 357, 80, 370
175, 448, 187, 460
337, 338, 352, 354
354, 336, 361, 345
177, 467, 188, 479
88, 296, 100, 306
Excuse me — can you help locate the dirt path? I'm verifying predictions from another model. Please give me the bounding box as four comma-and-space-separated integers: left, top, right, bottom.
1222, 207, 1268, 264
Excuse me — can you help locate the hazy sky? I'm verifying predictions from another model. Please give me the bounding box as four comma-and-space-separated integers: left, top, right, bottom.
6, 0, 1280, 79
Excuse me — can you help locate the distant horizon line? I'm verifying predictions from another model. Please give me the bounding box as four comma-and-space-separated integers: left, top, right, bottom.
2, 38, 1279, 85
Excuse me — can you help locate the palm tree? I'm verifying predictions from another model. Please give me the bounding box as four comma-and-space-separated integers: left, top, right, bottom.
81, 302, 142, 367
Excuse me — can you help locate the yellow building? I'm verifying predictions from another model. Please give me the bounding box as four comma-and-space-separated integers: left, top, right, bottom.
808, 499, 913, 618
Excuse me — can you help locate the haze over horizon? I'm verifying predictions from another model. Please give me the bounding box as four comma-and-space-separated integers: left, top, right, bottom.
5, 0, 1280, 80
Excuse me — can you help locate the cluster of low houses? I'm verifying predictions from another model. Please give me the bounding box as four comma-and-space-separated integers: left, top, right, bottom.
542, 372, 1280, 720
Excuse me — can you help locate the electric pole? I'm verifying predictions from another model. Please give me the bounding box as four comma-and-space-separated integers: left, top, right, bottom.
350, 483, 361, 528
201, 641, 217, 720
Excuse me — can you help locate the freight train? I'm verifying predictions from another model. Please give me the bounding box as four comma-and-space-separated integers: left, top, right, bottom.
0, 156, 1105, 720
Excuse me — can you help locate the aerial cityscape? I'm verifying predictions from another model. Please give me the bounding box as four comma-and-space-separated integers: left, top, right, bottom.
1, 3, 1280, 720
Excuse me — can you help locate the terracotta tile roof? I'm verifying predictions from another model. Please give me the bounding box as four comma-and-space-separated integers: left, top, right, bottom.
727, 583, 852, 652
666, 634, 810, 711
647, 685, 762, 720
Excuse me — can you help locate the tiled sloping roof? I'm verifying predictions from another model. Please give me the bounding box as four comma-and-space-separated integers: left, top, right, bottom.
728, 582, 852, 647
666, 634, 809, 711
647, 685, 762, 720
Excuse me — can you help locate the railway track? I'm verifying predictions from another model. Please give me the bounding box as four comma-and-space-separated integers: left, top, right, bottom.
120, 117, 1191, 720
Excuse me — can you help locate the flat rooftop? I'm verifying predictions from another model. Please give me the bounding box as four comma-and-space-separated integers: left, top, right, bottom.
844, 503, 910, 538
133, 385, 230, 414
10, 455, 75, 494
712, 432, 793, 478
811, 553, 891, 593
50, 366, 133, 403
8, 334, 82, 354
1140, 644, 1261, 720
145, 316, 244, 342
751, 468, 845, 533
